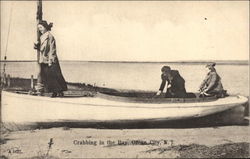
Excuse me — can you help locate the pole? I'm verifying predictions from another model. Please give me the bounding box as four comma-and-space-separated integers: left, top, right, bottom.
36, 0, 43, 92
7, 74, 10, 87
37, 0, 42, 60
31, 75, 34, 89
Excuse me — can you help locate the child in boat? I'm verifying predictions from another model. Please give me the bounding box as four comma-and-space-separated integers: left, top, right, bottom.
156, 66, 187, 98
199, 62, 226, 97
34, 20, 67, 97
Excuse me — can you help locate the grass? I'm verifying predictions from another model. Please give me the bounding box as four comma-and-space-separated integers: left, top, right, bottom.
145, 142, 250, 158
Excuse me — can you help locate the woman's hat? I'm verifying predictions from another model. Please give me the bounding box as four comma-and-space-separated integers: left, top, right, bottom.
205, 62, 216, 68
38, 20, 53, 31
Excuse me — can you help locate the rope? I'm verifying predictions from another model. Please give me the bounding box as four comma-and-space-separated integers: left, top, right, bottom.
3, 2, 14, 74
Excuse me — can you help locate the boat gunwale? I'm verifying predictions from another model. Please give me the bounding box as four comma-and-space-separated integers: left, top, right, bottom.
1, 90, 247, 109
96, 92, 219, 104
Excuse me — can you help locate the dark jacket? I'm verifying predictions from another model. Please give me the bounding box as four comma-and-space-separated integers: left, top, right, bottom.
199, 70, 224, 95
159, 70, 186, 98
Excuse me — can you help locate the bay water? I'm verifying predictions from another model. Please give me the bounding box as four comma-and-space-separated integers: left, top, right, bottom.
1, 61, 248, 96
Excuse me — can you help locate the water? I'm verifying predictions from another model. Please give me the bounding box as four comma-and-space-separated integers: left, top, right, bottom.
1, 61, 249, 96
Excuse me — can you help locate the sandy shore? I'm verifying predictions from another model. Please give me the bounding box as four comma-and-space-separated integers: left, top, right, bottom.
1, 125, 249, 158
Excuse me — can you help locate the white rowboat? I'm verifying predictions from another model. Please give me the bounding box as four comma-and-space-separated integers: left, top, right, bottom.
1, 91, 248, 126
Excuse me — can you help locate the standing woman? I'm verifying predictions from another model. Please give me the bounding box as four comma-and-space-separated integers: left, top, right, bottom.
34, 20, 67, 97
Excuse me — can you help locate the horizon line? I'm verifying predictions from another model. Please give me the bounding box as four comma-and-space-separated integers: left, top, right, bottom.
0, 59, 248, 64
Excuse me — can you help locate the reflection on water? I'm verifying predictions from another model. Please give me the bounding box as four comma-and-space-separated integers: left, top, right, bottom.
1, 61, 249, 96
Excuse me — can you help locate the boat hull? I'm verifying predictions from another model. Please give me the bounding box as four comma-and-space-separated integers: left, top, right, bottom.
1, 91, 248, 127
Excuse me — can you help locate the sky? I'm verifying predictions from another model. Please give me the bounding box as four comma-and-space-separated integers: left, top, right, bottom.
1, 1, 249, 61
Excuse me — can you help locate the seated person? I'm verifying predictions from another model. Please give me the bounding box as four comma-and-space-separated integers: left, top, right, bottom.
156, 66, 187, 98
199, 62, 226, 97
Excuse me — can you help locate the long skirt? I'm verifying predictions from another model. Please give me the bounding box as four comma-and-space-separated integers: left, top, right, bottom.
41, 62, 67, 93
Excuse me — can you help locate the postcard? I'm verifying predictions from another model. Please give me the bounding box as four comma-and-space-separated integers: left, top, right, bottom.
0, 1, 249, 158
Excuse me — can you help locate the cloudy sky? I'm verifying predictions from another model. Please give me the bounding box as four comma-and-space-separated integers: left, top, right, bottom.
1, 1, 249, 61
